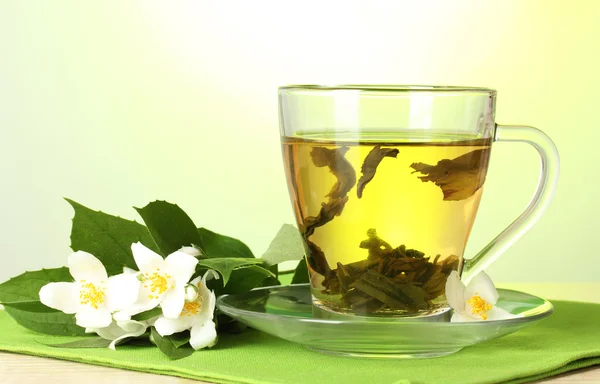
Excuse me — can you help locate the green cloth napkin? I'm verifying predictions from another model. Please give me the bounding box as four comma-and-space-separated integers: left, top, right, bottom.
0, 300, 599, 384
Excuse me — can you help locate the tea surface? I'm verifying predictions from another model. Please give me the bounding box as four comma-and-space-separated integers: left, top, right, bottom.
282, 132, 491, 316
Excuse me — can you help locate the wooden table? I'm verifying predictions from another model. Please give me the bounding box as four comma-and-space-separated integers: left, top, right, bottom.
1, 283, 598, 384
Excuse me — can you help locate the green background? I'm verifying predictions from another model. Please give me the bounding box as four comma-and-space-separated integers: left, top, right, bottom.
0, 1, 598, 283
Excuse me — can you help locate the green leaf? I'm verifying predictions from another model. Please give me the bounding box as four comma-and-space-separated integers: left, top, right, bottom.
127, 334, 153, 346
3, 301, 86, 336
66, 199, 159, 275
291, 257, 309, 284
2, 301, 54, 311
132, 307, 162, 321
151, 327, 194, 360
267, 264, 278, 278
198, 228, 254, 259
169, 331, 191, 348
135, 201, 202, 256
221, 265, 276, 295
196, 258, 266, 285
46, 337, 112, 348
0, 268, 85, 336
261, 224, 305, 266
0, 268, 72, 303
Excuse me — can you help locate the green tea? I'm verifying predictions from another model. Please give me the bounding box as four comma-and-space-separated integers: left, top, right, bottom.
282, 133, 491, 316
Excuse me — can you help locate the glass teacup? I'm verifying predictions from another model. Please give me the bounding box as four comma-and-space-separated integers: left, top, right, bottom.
278, 85, 558, 317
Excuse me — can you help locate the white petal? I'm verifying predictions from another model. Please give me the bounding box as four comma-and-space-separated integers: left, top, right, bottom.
39, 282, 79, 314
68, 251, 108, 282
123, 267, 138, 274
94, 321, 126, 341
201, 270, 219, 319
129, 275, 169, 313
202, 270, 220, 284
164, 251, 198, 283
112, 311, 131, 322
118, 286, 165, 318
450, 311, 478, 322
486, 306, 522, 321
190, 320, 217, 350
154, 315, 193, 336
186, 288, 215, 327
118, 319, 148, 334
108, 320, 148, 350
179, 246, 201, 257
161, 284, 185, 319
464, 271, 499, 305
105, 273, 140, 312
188, 272, 218, 326
444, 271, 466, 312
202, 287, 217, 321
187, 270, 218, 290
145, 317, 158, 327
76, 307, 112, 328
131, 242, 165, 272
93, 320, 148, 350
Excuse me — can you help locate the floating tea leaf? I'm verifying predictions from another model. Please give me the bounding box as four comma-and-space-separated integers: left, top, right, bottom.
350, 296, 383, 313
357, 145, 399, 198
359, 228, 393, 260
392, 244, 425, 259
441, 254, 460, 272
310, 147, 357, 199
422, 270, 448, 300
350, 280, 409, 310
301, 147, 357, 281
325, 229, 462, 313
301, 148, 356, 283
336, 262, 354, 293
340, 288, 366, 305
304, 239, 332, 279
303, 196, 349, 237
410, 148, 490, 201
359, 270, 427, 310
344, 258, 378, 276
384, 256, 428, 276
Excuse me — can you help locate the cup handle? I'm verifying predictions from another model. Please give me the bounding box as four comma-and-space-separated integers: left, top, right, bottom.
462, 125, 560, 283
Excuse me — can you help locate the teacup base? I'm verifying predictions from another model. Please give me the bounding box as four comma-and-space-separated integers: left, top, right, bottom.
311, 297, 452, 322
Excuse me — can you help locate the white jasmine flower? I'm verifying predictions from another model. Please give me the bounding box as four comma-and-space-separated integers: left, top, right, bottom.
154, 270, 218, 350
87, 318, 154, 350
446, 270, 520, 322
123, 242, 198, 319
39, 251, 140, 328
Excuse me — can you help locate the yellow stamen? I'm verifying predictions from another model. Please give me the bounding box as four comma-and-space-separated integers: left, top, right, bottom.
142, 271, 173, 296
79, 281, 105, 309
466, 293, 492, 320
181, 300, 202, 316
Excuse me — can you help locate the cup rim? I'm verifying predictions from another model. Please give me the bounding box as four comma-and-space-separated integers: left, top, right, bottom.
278, 84, 497, 94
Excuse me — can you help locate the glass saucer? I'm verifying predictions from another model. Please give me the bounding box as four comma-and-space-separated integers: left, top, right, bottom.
216, 284, 553, 359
